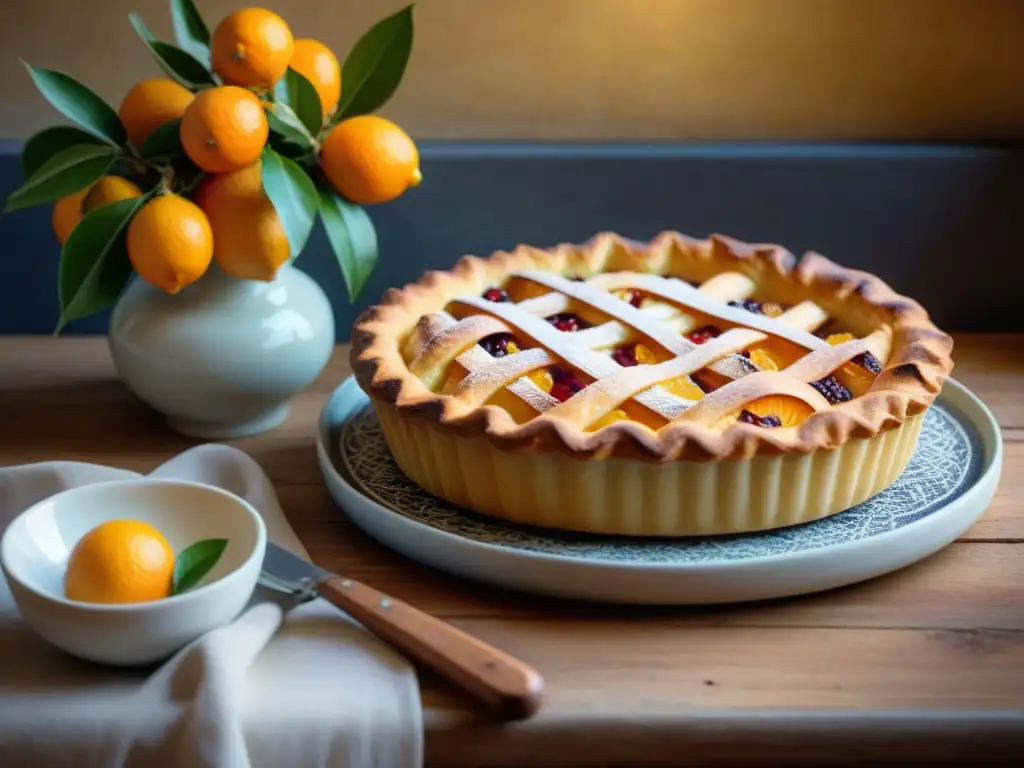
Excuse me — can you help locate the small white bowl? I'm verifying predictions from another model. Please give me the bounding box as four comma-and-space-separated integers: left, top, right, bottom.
0, 478, 266, 666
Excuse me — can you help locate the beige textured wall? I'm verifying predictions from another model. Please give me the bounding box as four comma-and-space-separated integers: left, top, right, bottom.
0, 0, 1022, 140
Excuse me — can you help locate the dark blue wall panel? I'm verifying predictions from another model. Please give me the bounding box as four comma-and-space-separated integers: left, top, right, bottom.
1, 141, 1021, 338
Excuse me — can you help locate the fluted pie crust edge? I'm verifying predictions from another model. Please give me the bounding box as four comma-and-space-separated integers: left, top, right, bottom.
372, 401, 924, 536
350, 231, 954, 464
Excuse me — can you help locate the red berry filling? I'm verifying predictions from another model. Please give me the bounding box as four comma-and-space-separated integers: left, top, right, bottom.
482, 287, 510, 303
479, 333, 518, 358
620, 290, 644, 308
612, 345, 640, 367
548, 366, 584, 402
546, 313, 590, 332
687, 326, 721, 345
550, 380, 583, 402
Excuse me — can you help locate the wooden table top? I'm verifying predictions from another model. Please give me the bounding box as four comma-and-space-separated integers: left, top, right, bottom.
1, 333, 1022, 767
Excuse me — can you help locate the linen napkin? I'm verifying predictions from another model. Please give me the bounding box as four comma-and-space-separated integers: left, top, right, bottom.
0, 444, 423, 768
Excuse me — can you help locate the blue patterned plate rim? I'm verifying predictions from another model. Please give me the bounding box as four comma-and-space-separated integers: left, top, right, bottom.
320, 376, 1001, 568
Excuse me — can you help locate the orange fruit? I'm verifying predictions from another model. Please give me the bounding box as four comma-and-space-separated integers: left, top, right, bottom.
82, 175, 143, 214
64, 519, 175, 604
211, 7, 294, 89
825, 332, 880, 396
196, 161, 290, 281
290, 38, 341, 118
51, 187, 90, 244
743, 395, 814, 428
126, 194, 214, 294
118, 78, 195, 149
320, 115, 421, 205
180, 86, 269, 173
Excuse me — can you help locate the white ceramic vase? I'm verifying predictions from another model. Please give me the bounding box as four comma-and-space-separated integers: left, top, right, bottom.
108, 262, 335, 439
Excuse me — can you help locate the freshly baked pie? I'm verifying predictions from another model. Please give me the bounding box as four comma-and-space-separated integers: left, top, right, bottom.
351, 232, 954, 536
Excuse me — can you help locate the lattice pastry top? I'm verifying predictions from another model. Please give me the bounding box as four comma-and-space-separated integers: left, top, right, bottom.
352, 232, 954, 462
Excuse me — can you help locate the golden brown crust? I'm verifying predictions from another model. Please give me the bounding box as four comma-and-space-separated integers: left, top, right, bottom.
350, 232, 954, 463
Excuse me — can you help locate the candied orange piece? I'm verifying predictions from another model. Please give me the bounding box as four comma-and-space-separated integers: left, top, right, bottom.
659, 375, 704, 401
744, 395, 814, 428
747, 348, 779, 372
620, 400, 667, 430
825, 333, 881, 397
634, 343, 658, 364
587, 408, 630, 431
485, 389, 538, 423
527, 367, 554, 393
506, 278, 551, 302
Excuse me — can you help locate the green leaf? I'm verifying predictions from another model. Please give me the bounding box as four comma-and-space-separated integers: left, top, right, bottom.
266, 126, 316, 161
333, 4, 415, 123
4, 144, 116, 213
261, 148, 318, 258
317, 184, 379, 301
273, 67, 323, 136
21, 126, 106, 180
170, 0, 211, 65
129, 13, 216, 88
139, 118, 183, 160
266, 103, 317, 151
57, 195, 147, 331
22, 63, 127, 145
172, 538, 229, 595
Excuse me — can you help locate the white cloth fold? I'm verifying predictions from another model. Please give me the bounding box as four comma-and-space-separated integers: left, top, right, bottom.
0, 444, 423, 768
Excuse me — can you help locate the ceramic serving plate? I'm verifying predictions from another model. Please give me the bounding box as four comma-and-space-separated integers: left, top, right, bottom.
316, 376, 1001, 605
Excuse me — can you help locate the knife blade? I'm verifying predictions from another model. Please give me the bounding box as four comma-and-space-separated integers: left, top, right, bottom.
261, 541, 333, 584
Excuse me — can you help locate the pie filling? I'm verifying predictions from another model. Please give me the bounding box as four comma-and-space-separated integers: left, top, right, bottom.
407, 268, 891, 434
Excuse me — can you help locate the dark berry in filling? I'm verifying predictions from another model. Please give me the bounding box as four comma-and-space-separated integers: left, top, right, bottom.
550, 378, 583, 402
612, 344, 640, 367
479, 332, 518, 358
687, 326, 721, 345
620, 290, 644, 308
546, 312, 590, 332
728, 299, 763, 315
569, 275, 586, 282
810, 375, 852, 404
738, 410, 782, 428
853, 351, 882, 374
482, 287, 509, 303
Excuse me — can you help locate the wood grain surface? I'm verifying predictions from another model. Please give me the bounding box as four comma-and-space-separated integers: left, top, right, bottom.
1, 334, 1022, 766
